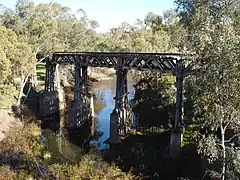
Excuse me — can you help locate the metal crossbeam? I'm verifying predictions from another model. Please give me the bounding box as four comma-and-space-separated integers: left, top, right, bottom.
52, 52, 185, 74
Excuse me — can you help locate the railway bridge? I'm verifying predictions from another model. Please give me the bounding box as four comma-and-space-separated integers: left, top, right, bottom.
40, 52, 198, 157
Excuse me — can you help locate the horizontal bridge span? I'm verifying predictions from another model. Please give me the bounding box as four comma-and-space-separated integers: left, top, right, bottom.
52, 52, 187, 74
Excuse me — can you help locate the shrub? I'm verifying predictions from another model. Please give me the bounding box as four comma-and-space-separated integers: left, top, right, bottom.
49, 153, 134, 179
0, 122, 44, 160
0, 166, 16, 180
0, 84, 18, 108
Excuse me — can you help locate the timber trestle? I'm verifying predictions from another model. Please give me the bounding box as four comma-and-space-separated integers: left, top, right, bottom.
41, 52, 198, 157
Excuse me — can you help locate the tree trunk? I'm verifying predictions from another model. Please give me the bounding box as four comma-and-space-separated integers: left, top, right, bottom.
32, 65, 38, 87
17, 74, 29, 105
221, 125, 226, 180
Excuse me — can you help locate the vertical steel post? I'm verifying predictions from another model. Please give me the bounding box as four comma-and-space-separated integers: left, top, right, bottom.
71, 63, 89, 128
74, 64, 88, 101
45, 58, 56, 92
174, 61, 183, 130
74, 63, 81, 101
112, 57, 128, 140
169, 60, 184, 157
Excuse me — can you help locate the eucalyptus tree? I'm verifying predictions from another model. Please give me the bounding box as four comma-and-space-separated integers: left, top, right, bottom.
176, 0, 240, 179
0, 0, 102, 86
0, 25, 34, 107
1, 1, 62, 85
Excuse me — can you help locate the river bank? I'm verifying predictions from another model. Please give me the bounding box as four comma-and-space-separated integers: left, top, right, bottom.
0, 110, 22, 141
88, 67, 115, 81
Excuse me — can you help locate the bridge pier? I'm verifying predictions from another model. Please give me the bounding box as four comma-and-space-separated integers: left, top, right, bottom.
109, 57, 129, 144
68, 63, 90, 128
169, 61, 184, 157
40, 60, 62, 131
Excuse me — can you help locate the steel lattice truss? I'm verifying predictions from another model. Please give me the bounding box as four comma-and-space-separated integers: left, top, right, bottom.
52, 52, 191, 75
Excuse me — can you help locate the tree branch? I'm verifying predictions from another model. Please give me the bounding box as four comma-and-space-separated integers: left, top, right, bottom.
224, 133, 240, 143
36, 57, 47, 65
223, 121, 230, 132
33, 157, 45, 177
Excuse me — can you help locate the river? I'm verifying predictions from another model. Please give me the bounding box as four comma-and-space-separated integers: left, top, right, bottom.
91, 77, 135, 149
42, 77, 136, 163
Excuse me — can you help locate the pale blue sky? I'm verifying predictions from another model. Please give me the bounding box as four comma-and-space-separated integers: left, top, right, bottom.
1, 0, 175, 32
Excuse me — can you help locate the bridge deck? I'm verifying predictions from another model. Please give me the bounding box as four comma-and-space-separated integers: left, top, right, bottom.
52, 52, 187, 74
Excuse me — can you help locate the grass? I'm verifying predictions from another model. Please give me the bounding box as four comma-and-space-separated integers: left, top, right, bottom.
129, 127, 166, 136
49, 153, 134, 179
36, 63, 45, 82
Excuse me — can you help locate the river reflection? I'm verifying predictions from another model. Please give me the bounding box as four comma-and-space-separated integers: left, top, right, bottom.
91, 77, 135, 150
41, 77, 135, 164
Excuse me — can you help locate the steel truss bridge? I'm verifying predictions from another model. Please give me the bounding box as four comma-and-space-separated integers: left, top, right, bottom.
51, 52, 196, 75
41, 52, 198, 157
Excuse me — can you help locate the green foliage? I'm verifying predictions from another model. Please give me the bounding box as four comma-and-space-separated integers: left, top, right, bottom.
0, 25, 35, 108
131, 74, 176, 128
0, 165, 39, 180
182, 124, 200, 147
178, 0, 240, 132
0, 84, 18, 108
176, 0, 240, 177
0, 48, 11, 82
0, 25, 35, 76
197, 134, 219, 164
0, 122, 45, 179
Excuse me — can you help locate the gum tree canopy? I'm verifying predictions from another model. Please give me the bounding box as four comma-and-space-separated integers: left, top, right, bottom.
0, 25, 35, 107
175, 0, 240, 179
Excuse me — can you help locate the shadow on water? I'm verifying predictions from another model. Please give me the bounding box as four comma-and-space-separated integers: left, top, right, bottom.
41, 125, 91, 166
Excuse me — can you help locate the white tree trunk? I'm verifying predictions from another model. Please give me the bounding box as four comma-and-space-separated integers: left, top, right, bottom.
221, 125, 226, 180
32, 65, 38, 87
17, 74, 29, 105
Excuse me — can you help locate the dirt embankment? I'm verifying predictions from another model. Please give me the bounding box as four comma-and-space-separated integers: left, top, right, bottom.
0, 110, 22, 141
88, 67, 115, 80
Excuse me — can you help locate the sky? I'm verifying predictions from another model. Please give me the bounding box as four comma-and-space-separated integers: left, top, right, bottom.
1, 0, 175, 32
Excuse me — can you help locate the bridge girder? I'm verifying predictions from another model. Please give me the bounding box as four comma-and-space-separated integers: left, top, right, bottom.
51, 52, 194, 75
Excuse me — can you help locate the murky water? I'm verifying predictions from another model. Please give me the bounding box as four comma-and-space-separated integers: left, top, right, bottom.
42, 77, 135, 163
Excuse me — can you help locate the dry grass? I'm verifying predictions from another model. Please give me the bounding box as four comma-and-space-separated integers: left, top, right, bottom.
0, 110, 22, 141
0, 166, 16, 180
49, 153, 134, 180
